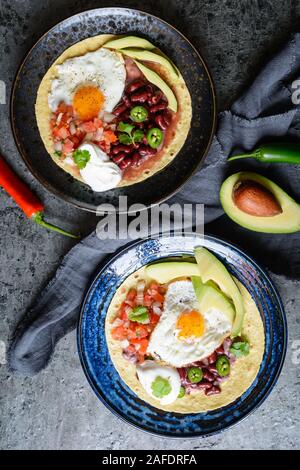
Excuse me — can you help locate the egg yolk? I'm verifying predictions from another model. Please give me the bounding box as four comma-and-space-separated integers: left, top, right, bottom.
176, 310, 205, 340
73, 85, 104, 121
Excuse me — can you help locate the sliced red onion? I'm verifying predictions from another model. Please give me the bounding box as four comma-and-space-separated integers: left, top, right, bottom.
136, 281, 145, 305
223, 337, 233, 354
69, 122, 76, 135
103, 111, 116, 123
85, 132, 94, 141
56, 112, 63, 125
54, 141, 62, 152
112, 318, 123, 328
94, 128, 104, 141
120, 339, 129, 349
152, 302, 162, 315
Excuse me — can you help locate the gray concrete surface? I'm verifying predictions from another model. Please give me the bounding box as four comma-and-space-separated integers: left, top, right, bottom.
0, 0, 299, 450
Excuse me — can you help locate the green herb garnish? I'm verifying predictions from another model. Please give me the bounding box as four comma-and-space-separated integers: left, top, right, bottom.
54, 150, 62, 158
117, 121, 145, 146
128, 306, 149, 324
72, 149, 91, 169
230, 340, 250, 358
151, 376, 172, 398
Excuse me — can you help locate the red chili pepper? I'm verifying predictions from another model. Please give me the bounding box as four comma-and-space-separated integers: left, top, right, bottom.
0, 155, 79, 238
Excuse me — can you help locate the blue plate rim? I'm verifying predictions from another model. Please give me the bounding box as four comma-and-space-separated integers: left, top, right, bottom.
77, 233, 287, 438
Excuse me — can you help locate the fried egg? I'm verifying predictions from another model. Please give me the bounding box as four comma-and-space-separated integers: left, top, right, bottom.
147, 280, 232, 367
136, 361, 181, 405
48, 48, 126, 120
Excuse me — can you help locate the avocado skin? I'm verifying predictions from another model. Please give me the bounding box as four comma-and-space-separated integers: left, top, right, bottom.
220, 172, 300, 234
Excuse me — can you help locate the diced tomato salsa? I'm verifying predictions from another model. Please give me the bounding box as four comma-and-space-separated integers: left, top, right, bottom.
50, 102, 117, 157
111, 282, 166, 364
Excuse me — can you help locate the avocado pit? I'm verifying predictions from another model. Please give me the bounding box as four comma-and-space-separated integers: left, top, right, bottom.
233, 180, 283, 217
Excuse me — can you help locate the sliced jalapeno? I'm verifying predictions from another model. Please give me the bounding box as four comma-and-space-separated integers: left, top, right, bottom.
178, 386, 186, 398
216, 355, 230, 377
187, 366, 203, 383
130, 106, 148, 122
147, 128, 164, 149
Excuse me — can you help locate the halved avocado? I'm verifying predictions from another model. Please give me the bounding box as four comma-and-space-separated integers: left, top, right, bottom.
194, 247, 245, 336
134, 60, 178, 112
191, 276, 235, 324
104, 36, 155, 50
119, 48, 179, 79
220, 172, 300, 233
146, 261, 200, 283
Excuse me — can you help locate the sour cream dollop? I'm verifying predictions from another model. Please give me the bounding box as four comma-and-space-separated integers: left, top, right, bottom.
78, 143, 122, 192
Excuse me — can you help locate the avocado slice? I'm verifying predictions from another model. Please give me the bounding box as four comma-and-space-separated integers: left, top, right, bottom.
191, 276, 235, 324
146, 261, 200, 283
133, 60, 178, 112
194, 247, 245, 336
104, 36, 155, 50
220, 172, 300, 233
119, 48, 179, 79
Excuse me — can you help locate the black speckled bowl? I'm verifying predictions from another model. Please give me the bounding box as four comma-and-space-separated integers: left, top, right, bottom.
11, 7, 216, 213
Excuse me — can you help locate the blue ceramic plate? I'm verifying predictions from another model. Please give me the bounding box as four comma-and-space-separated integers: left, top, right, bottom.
78, 234, 287, 437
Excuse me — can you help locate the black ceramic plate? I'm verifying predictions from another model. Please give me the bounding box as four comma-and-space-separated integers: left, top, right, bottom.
11, 8, 216, 213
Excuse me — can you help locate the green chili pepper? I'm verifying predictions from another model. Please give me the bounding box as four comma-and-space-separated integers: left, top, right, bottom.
178, 386, 186, 398
228, 143, 300, 164
216, 355, 230, 377
147, 128, 164, 149
130, 106, 148, 122
187, 366, 203, 383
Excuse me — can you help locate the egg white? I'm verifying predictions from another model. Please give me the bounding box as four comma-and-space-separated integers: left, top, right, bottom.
48, 48, 126, 113
147, 280, 232, 368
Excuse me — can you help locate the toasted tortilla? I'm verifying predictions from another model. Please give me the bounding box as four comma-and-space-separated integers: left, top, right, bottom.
35, 34, 192, 188
105, 266, 265, 413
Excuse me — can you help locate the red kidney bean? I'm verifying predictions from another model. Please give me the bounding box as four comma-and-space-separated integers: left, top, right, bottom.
126, 80, 145, 94
155, 114, 168, 131
131, 152, 141, 167
207, 364, 218, 375
163, 110, 172, 126
112, 153, 126, 165
207, 351, 217, 364
123, 94, 131, 107
195, 380, 213, 390
112, 145, 132, 155
113, 103, 128, 116
203, 370, 215, 382
130, 91, 149, 103
138, 145, 157, 157
215, 345, 224, 354
118, 157, 132, 170
148, 90, 164, 106
150, 102, 167, 114
145, 84, 155, 94
205, 385, 221, 396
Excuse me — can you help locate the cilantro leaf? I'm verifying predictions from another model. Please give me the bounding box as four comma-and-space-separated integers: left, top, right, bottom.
54, 150, 62, 158
117, 121, 135, 134
133, 129, 145, 143
230, 340, 250, 358
128, 306, 149, 324
72, 149, 91, 169
151, 376, 172, 398
118, 133, 132, 145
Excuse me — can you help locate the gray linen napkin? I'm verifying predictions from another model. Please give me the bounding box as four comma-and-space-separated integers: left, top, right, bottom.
9, 33, 300, 375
